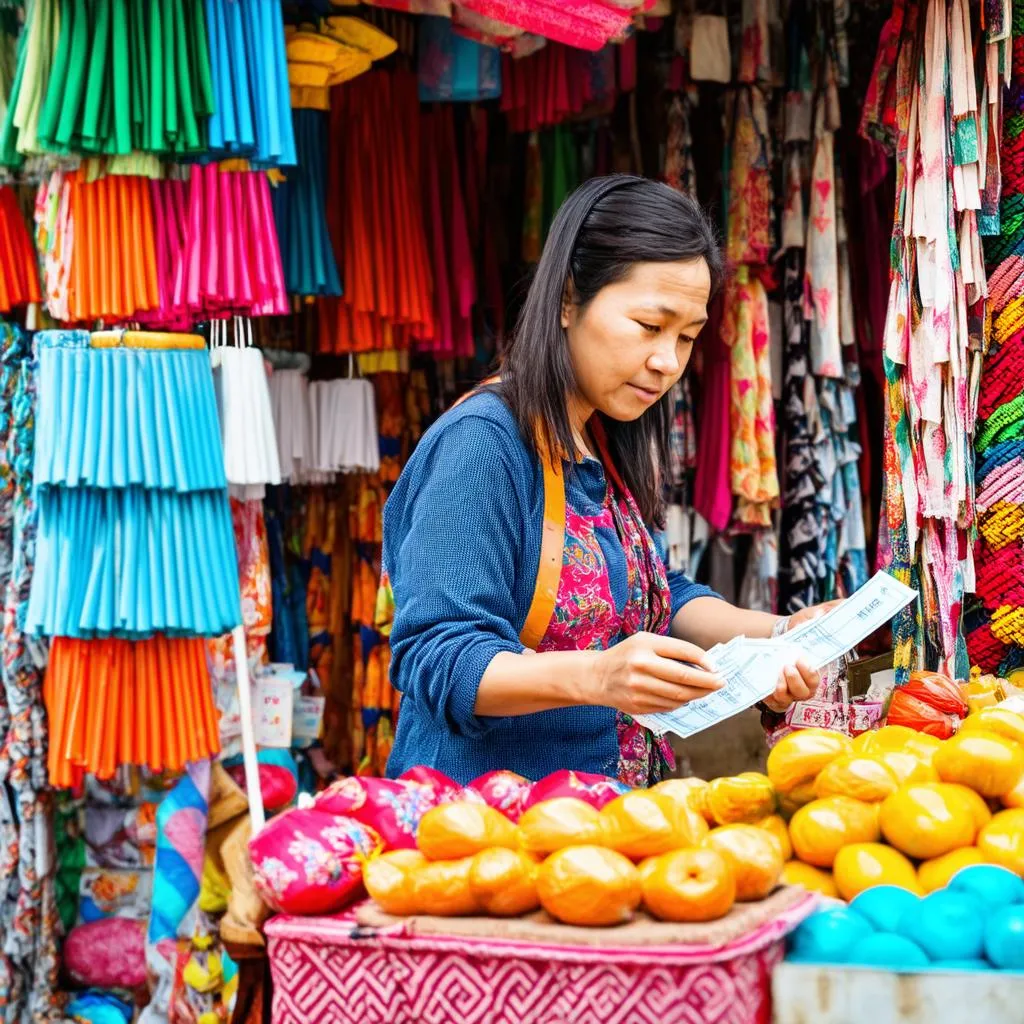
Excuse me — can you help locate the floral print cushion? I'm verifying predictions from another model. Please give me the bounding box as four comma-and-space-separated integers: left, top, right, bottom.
249, 808, 379, 916
468, 770, 533, 822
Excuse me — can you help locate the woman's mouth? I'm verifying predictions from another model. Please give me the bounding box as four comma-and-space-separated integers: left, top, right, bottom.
627, 383, 661, 403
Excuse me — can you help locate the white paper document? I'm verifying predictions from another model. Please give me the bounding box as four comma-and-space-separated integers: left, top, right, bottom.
635, 571, 917, 740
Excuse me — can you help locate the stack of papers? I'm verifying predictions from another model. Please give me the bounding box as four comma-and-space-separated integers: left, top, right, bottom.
635, 572, 918, 740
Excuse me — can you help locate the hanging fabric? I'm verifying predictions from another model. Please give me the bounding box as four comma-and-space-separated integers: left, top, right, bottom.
417, 15, 501, 102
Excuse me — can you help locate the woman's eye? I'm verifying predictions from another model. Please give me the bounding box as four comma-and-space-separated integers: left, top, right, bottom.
637, 321, 660, 334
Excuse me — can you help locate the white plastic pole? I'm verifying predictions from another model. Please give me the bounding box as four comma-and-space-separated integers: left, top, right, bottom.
232, 624, 265, 832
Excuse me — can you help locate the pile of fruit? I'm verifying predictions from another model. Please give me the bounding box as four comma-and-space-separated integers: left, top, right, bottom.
364, 782, 788, 926
788, 865, 1024, 971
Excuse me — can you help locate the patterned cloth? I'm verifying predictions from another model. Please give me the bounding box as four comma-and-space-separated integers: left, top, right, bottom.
0, 322, 62, 1024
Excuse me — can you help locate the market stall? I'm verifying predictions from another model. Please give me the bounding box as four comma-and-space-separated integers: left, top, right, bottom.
0, 0, 1023, 1022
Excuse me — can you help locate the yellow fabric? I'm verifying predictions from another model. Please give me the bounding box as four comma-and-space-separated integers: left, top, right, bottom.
322, 16, 398, 60
291, 85, 332, 111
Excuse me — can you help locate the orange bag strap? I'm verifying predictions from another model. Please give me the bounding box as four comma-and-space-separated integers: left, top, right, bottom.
452, 377, 565, 650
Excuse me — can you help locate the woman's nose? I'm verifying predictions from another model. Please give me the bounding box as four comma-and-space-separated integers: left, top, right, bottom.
647, 339, 682, 376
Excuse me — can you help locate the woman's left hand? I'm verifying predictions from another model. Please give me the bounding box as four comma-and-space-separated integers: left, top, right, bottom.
761, 600, 841, 713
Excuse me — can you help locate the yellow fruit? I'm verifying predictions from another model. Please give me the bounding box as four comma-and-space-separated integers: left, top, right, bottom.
703, 824, 784, 902
934, 731, 1024, 798
468, 848, 539, 916
767, 729, 852, 797
961, 708, 1024, 748
653, 777, 714, 823
813, 755, 900, 803
852, 725, 922, 755
879, 783, 979, 859
754, 815, 793, 860
640, 848, 736, 923
363, 850, 426, 916
781, 860, 839, 898
977, 809, 1024, 876
705, 772, 776, 825
904, 734, 943, 762
788, 797, 881, 868
876, 750, 939, 785
412, 858, 480, 916
917, 848, 988, 893
537, 846, 641, 926
1003, 774, 1024, 809
417, 803, 520, 861
942, 783, 993, 831
601, 790, 708, 860
833, 843, 922, 900
518, 798, 606, 857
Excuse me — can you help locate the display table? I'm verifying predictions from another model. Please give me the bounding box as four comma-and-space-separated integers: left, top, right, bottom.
266, 887, 816, 1024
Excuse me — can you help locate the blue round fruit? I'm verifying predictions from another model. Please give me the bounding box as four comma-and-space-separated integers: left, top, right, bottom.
929, 959, 992, 971
789, 908, 874, 964
897, 890, 985, 961
948, 865, 1024, 907
847, 933, 929, 970
850, 886, 922, 933
984, 906, 1024, 970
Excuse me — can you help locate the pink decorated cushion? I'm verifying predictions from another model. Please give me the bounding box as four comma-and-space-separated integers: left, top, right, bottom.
64, 917, 147, 989
468, 770, 532, 822
522, 770, 630, 812
249, 808, 379, 915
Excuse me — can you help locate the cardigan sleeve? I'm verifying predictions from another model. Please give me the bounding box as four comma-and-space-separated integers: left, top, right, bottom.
384, 414, 531, 740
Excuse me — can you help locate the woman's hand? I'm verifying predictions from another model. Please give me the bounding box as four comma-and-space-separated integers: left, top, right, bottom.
761, 601, 840, 713
594, 633, 725, 717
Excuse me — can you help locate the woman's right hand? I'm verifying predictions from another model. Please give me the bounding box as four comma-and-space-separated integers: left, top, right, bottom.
593, 632, 725, 717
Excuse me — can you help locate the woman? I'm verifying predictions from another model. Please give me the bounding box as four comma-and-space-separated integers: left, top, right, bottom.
382, 176, 830, 786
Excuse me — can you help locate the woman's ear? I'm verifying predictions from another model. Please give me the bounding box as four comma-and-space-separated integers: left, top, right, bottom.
560, 282, 574, 330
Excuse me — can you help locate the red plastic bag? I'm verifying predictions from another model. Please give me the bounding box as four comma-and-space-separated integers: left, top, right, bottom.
522, 770, 630, 812
886, 689, 959, 739
903, 671, 969, 718
468, 770, 532, 822
399, 767, 470, 805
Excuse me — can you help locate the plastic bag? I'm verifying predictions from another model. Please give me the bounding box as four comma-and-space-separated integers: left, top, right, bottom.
813, 755, 900, 803
705, 772, 776, 825
399, 767, 472, 804
518, 797, 606, 856
788, 796, 881, 868
467, 770, 532, 822
601, 790, 708, 860
781, 860, 838, 898
879, 783, 980, 859
363, 849, 426, 916
653, 777, 714, 823
754, 815, 793, 860
522, 770, 629, 812
934, 731, 1024, 798
886, 689, 959, 739
904, 671, 969, 718
703, 824, 784, 902
766, 728, 853, 798
412, 857, 480, 916
917, 847, 987, 893
315, 776, 447, 849
536, 846, 641, 926
416, 803, 520, 861
469, 848, 540, 916
977, 809, 1024, 876
640, 848, 735, 923
832, 842, 921, 900
249, 809, 379, 915
960, 708, 1024, 749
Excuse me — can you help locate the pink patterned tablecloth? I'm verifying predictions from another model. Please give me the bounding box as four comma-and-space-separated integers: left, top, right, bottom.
266, 893, 816, 1024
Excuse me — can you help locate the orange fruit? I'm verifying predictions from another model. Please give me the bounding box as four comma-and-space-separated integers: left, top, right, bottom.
876, 750, 940, 785
703, 824, 784, 902
813, 755, 900, 803
1003, 773, 1024, 809
417, 803, 520, 861
518, 798, 605, 856
934, 731, 1024, 798
653, 777, 714, 823
766, 728, 852, 798
468, 848, 540, 916
977, 809, 1024, 876
363, 849, 426, 916
918, 848, 988, 893
411, 857, 480, 916
781, 860, 839, 898
601, 790, 708, 860
753, 814, 793, 860
640, 848, 736, 923
789, 796, 881, 869
960, 708, 1024, 748
833, 843, 921, 900
537, 846, 641, 926
705, 772, 776, 825
879, 783, 982, 859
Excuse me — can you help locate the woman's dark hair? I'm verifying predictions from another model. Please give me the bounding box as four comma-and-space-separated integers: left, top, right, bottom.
497, 175, 723, 525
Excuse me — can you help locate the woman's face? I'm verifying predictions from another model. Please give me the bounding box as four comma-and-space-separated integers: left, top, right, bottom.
562, 258, 711, 424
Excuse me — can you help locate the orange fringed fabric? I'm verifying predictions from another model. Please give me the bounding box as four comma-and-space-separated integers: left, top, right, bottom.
0, 186, 41, 312
319, 70, 434, 353
44, 636, 220, 788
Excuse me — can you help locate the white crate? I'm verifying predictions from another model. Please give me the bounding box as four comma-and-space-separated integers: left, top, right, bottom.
773, 961, 1024, 1024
